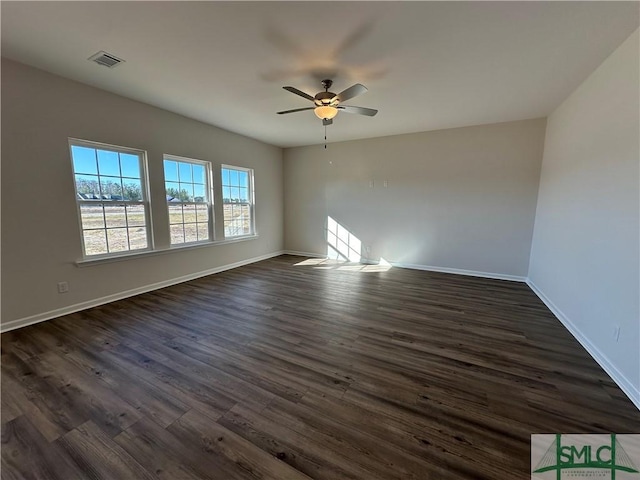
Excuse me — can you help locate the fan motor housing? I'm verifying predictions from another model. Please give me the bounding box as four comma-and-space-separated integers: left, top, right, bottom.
314, 91, 338, 106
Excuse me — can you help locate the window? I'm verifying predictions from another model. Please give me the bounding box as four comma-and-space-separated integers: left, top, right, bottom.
164, 155, 212, 245
70, 139, 151, 257
221, 165, 254, 238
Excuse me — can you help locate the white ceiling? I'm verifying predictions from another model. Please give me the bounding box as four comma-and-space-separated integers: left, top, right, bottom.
2, 2, 638, 148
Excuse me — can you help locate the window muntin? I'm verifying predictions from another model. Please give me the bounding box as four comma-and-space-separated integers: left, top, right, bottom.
164, 156, 212, 245
221, 165, 254, 238
70, 139, 151, 257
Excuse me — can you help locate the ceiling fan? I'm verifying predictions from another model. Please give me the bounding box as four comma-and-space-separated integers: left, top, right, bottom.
277, 79, 378, 125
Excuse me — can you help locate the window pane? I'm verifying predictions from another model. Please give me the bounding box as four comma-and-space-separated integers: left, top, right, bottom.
97, 150, 120, 177
184, 224, 198, 244
222, 186, 231, 202
83, 229, 107, 256
238, 170, 248, 187
107, 228, 129, 252
72, 146, 98, 174
128, 227, 147, 250
238, 187, 248, 202
100, 178, 123, 199
170, 224, 184, 244
222, 168, 230, 186
179, 183, 194, 201
223, 204, 232, 236
104, 205, 127, 228
120, 153, 141, 179
197, 223, 209, 241
193, 184, 206, 202
229, 169, 239, 186
122, 179, 142, 201
80, 204, 105, 229
168, 204, 183, 224
193, 164, 205, 184
195, 205, 208, 223
231, 187, 240, 201
178, 162, 192, 183
76, 174, 101, 198
182, 204, 196, 224
164, 160, 178, 182
126, 205, 146, 227
240, 204, 250, 234
166, 181, 181, 200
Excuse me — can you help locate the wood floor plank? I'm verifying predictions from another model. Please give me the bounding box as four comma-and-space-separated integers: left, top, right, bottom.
2, 254, 639, 479
114, 416, 239, 480
33, 350, 144, 437
1, 415, 85, 480
167, 409, 314, 480
218, 403, 382, 480
57, 420, 158, 480
1, 363, 70, 442
100, 343, 235, 421
1, 352, 89, 438
37, 326, 191, 429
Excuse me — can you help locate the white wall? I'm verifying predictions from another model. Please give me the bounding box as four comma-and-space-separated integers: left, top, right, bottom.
1, 59, 284, 328
528, 29, 640, 405
284, 119, 546, 279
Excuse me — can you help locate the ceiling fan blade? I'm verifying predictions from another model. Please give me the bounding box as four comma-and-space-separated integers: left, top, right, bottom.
338, 105, 378, 116
283, 86, 315, 102
322, 118, 333, 126
277, 107, 315, 115
335, 83, 367, 103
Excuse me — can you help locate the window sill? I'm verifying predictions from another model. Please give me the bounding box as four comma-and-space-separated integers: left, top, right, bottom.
75, 234, 259, 267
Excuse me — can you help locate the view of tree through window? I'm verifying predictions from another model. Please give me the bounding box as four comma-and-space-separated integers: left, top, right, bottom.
221, 165, 254, 237
70, 141, 150, 256
164, 156, 211, 244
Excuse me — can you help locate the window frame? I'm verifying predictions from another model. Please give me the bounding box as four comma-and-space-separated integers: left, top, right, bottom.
69, 138, 153, 259
163, 154, 215, 246
221, 164, 255, 239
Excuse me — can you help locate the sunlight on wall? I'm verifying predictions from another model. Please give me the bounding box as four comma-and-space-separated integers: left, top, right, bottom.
292, 219, 392, 272
327, 216, 361, 262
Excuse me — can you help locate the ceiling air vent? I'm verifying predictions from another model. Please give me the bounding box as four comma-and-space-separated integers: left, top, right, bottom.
88, 51, 124, 68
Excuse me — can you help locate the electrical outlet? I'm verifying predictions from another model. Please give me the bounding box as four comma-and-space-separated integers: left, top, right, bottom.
57, 281, 69, 294
613, 325, 620, 342
369, 180, 374, 188
383, 180, 388, 188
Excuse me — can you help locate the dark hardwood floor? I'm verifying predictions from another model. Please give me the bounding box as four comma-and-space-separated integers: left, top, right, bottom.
2, 254, 638, 479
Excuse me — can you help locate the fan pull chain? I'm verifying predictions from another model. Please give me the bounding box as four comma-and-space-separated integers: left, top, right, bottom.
324, 125, 327, 149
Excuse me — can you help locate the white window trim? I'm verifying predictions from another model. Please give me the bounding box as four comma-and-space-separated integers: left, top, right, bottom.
69, 137, 154, 259
221, 164, 256, 238
164, 153, 215, 245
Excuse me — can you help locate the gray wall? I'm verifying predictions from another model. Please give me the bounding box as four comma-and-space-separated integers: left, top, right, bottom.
528, 29, 639, 403
1, 59, 284, 327
284, 118, 546, 278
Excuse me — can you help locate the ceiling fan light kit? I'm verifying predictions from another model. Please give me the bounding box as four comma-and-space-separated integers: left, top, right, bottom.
314, 106, 338, 120
278, 78, 377, 125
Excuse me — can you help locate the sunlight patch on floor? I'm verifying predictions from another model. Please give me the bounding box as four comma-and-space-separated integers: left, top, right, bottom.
293, 257, 392, 272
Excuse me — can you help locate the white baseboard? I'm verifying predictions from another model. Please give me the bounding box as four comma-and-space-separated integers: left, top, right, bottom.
393, 262, 527, 282
282, 252, 527, 282
526, 279, 640, 411
1, 251, 285, 333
